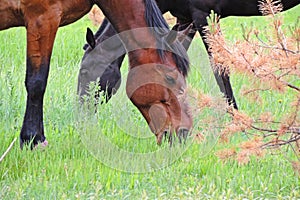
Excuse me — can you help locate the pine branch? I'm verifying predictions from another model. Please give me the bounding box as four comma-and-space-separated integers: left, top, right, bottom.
262, 135, 300, 148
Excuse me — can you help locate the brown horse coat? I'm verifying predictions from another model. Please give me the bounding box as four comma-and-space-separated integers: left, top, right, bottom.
0, 0, 192, 148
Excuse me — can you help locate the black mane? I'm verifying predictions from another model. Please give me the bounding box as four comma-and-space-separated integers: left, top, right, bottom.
143, 0, 190, 76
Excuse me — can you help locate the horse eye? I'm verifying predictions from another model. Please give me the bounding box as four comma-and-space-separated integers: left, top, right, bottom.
165, 75, 176, 85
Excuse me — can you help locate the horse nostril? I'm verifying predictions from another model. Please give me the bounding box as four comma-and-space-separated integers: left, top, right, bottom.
177, 128, 189, 144
162, 129, 174, 146
163, 130, 169, 142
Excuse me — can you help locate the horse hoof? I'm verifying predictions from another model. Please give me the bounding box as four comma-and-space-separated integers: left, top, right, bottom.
34, 140, 48, 150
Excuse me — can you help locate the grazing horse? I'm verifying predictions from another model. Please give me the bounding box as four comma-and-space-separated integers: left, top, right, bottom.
78, 0, 300, 109
0, 0, 192, 148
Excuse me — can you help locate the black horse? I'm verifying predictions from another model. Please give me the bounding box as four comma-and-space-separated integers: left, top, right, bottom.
78, 0, 300, 109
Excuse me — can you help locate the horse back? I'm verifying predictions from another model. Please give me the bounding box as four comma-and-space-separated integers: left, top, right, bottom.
219, 0, 299, 17
189, 0, 299, 17
0, 0, 93, 30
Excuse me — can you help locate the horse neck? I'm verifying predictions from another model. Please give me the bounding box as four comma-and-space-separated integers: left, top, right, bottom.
129, 48, 170, 68
95, 0, 158, 51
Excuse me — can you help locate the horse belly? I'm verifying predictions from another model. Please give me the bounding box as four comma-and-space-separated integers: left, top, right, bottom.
0, 0, 24, 30
59, 0, 92, 26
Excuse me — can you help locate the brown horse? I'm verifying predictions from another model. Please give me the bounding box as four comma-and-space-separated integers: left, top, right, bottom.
0, 0, 192, 148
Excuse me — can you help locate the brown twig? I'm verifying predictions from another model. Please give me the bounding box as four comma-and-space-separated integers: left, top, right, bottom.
242, 88, 270, 95
285, 82, 300, 92
262, 135, 300, 148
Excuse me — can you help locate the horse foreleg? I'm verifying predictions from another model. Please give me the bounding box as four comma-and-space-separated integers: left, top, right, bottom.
20, 16, 60, 149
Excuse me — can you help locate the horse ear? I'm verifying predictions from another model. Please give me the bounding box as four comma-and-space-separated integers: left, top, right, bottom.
171, 23, 180, 31
166, 23, 194, 45
165, 30, 178, 45
86, 27, 96, 49
181, 23, 194, 36
177, 23, 194, 43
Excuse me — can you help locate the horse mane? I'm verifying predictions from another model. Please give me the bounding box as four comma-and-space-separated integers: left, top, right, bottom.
143, 0, 190, 77
93, 18, 109, 39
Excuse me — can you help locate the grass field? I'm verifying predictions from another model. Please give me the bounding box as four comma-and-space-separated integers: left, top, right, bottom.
0, 6, 299, 199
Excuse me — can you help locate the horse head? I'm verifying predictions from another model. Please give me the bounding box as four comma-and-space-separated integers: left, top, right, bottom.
126, 61, 192, 145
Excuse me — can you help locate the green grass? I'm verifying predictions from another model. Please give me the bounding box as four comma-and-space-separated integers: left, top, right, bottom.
0, 6, 300, 199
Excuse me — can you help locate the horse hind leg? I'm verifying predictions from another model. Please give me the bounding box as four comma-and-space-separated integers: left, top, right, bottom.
192, 10, 238, 109
20, 14, 60, 149
213, 70, 238, 109
208, 44, 238, 109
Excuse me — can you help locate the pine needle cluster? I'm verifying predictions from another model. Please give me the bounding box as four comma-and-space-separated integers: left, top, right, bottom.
204, 0, 299, 171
